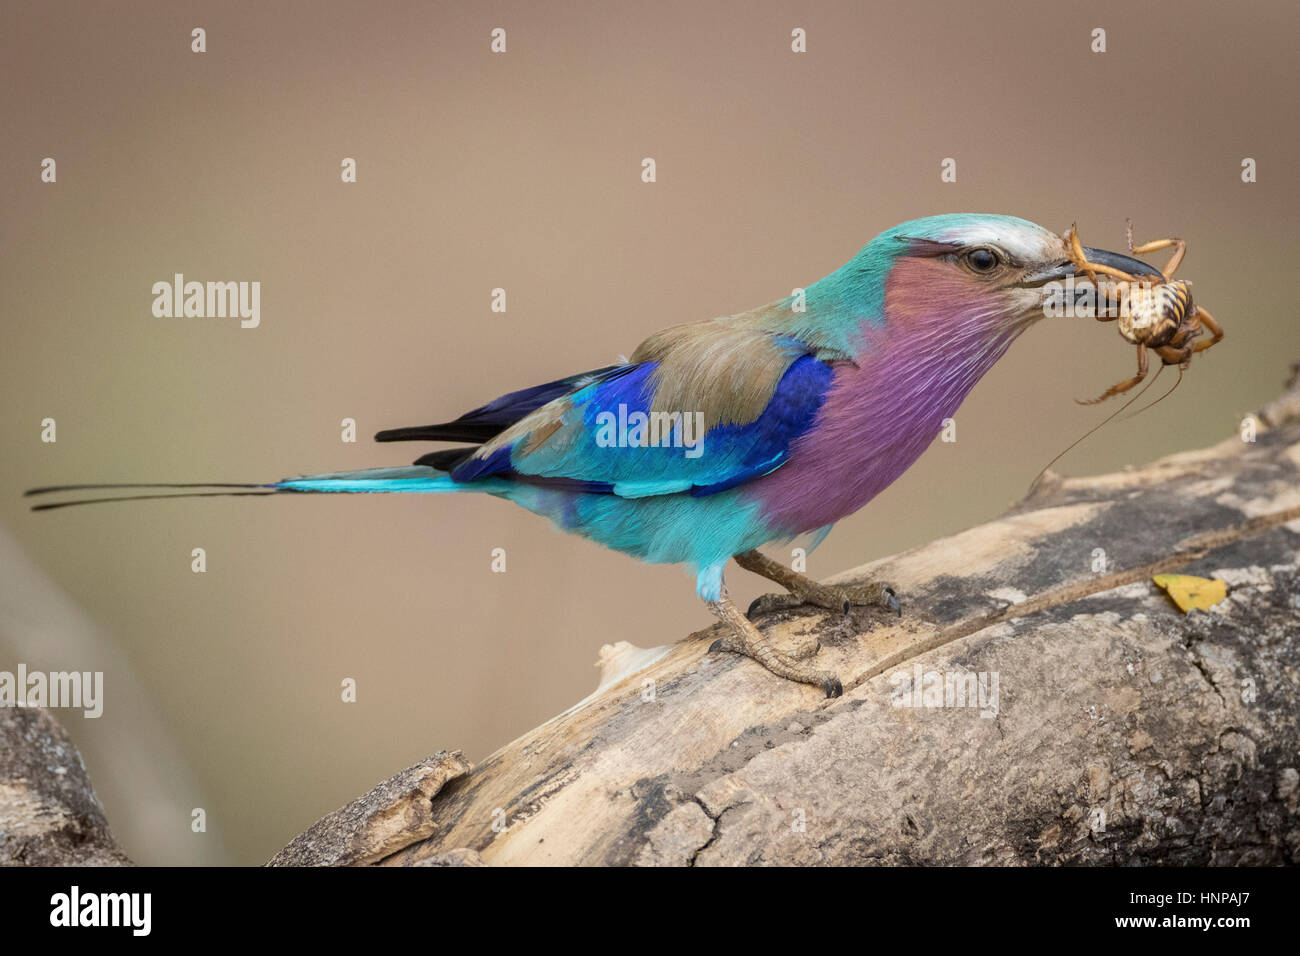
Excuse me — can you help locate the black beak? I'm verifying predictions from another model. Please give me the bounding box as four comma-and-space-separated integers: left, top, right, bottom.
1023, 247, 1164, 285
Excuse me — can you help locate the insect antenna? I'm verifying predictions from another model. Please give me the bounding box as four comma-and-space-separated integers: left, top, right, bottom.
1115, 365, 1184, 422
1026, 365, 1165, 496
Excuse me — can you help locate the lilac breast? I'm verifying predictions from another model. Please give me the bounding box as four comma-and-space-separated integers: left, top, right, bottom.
748, 312, 1024, 536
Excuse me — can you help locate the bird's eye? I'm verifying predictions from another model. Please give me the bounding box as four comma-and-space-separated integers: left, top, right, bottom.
964, 248, 1001, 273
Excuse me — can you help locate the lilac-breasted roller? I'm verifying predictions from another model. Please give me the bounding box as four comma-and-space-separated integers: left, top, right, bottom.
28, 214, 1164, 697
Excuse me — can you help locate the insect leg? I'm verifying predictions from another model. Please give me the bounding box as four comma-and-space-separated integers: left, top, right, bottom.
1069, 224, 1135, 283
1190, 306, 1225, 353
1078, 343, 1149, 405
1126, 218, 1186, 279
1155, 343, 1193, 368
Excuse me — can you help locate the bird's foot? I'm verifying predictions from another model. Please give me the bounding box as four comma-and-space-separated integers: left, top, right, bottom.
706, 597, 842, 698
710, 630, 821, 661
748, 578, 901, 619
709, 633, 841, 698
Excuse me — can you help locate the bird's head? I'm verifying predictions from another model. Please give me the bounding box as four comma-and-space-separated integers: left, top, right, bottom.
771, 213, 1163, 364
864, 213, 1161, 341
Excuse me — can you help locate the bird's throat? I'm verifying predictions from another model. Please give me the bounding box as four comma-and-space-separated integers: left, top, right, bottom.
751, 306, 1026, 535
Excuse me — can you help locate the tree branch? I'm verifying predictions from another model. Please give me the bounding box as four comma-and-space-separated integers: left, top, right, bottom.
272, 366, 1300, 866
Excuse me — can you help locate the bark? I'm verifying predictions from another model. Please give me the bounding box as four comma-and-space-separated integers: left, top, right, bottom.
273, 364, 1300, 866
10, 375, 1299, 868
0, 707, 132, 865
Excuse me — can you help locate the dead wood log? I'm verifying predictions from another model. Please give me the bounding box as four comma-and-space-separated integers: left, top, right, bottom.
275, 372, 1300, 866
0, 707, 131, 865
285, 368, 1295, 864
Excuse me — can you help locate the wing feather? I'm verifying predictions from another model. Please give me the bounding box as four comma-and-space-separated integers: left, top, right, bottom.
452, 329, 835, 498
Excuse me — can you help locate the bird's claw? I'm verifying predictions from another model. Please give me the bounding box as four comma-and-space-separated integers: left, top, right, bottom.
707, 631, 837, 694
746, 592, 802, 617
710, 632, 819, 660
747, 580, 902, 620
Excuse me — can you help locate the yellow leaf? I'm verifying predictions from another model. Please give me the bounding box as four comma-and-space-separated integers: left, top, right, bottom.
1152, 574, 1227, 613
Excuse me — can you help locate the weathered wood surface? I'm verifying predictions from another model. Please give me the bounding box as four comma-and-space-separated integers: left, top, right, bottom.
273, 371, 1300, 866
0, 707, 131, 865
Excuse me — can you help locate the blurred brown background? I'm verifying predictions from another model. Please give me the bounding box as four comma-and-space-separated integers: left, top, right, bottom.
2, 0, 1296, 865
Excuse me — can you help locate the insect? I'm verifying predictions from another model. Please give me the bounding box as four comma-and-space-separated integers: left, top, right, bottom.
1066, 220, 1224, 404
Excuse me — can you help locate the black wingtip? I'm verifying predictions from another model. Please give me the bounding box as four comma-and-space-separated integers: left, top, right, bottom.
375, 423, 500, 444
374, 425, 438, 442
412, 447, 477, 471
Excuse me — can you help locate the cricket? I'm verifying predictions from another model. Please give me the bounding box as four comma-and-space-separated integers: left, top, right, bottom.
1067, 219, 1225, 404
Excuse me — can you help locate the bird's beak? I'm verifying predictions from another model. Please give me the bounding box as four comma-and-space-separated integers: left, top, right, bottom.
1019, 245, 1165, 321
1022, 247, 1164, 285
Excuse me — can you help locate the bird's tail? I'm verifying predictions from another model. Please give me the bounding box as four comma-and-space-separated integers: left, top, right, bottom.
25, 466, 466, 511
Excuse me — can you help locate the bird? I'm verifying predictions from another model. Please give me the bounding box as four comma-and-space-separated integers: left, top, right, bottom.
27, 213, 1164, 698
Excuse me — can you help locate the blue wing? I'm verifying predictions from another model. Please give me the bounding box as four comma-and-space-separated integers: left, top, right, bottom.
450, 353, 835, 498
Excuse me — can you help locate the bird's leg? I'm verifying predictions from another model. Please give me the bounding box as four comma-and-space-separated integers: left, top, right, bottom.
1078, 343, 1148, 404
706, 592, 842, 698
734, 548, 900, 618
